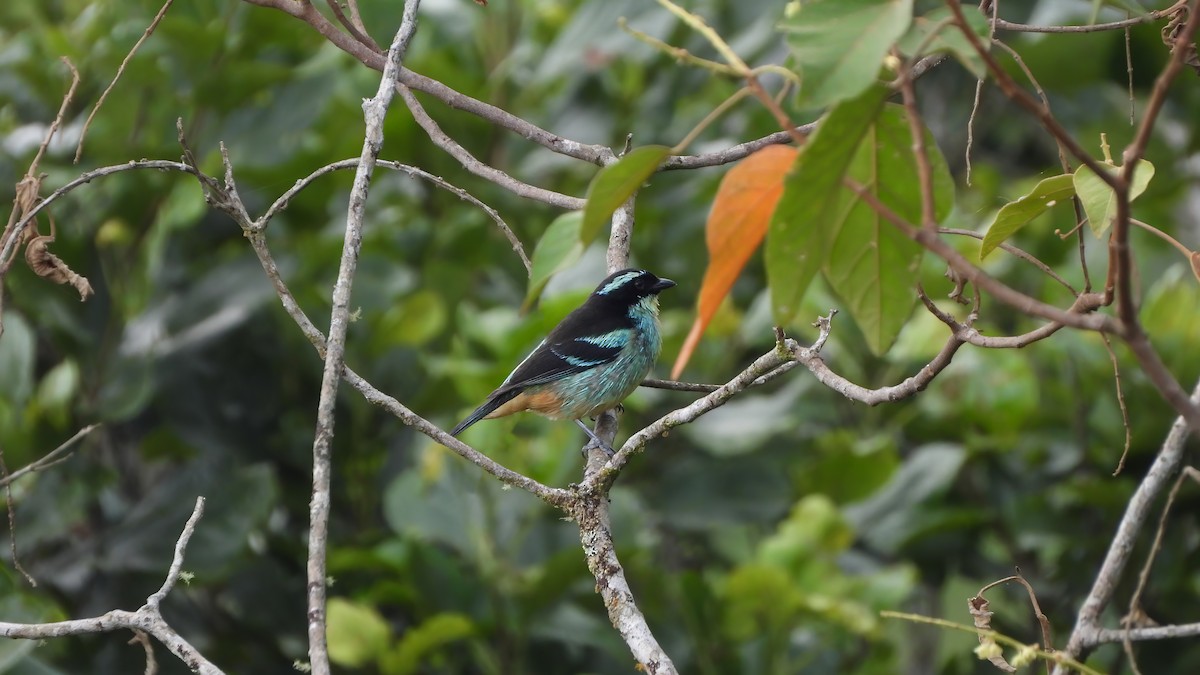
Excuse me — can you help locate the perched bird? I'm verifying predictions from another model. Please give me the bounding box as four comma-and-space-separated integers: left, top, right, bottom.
451, 268, 675, 453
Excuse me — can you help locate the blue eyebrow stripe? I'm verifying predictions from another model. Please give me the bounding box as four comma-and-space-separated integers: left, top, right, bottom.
575, 329, 629, 348
597, 271, 641, 295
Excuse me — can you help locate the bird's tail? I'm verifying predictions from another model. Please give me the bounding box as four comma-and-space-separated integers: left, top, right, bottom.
450, 388, 522, 436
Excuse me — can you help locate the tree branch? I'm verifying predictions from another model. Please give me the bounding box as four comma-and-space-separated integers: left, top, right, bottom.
240, 0, 613, 165
256, 158, 530, 271
397, 85, 588, 210
0, 497, 220, 675
1055, 379, 1200, 669
304, 6, 419, 673
993, 2, 1187, 34
0, 424, 99, 488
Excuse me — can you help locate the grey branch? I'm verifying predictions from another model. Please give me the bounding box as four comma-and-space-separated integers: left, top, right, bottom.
1053, 379, 1200, 671
0, 497, 219, 675
0, 160, 198, 267
0, 424, 99, 488
184, 148, 569, 505
257, 158, 530, 271
305, 6, 420, 674
398, 85, 590, 210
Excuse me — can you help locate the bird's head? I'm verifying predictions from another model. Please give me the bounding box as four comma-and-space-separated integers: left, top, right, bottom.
591, 268, 675, 315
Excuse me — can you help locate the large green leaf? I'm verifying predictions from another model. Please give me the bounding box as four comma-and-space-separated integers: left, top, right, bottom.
766, 83, 890, 326
979, 174, 1076, 259
1073, 159, 1155, 236
822, 104, 953, 355
782, 0, 914, 110
580, 145, 671, 245
524, 211, 585, 309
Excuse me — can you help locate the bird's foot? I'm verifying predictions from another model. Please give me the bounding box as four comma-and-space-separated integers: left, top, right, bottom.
574, 419, 615, 457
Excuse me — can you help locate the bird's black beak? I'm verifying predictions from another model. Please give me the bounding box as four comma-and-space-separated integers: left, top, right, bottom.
652, 278, 676, 292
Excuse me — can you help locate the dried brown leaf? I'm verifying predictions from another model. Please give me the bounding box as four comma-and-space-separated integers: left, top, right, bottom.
24, 235, 93, 301
1162, 6, 1200, 75
968, 596, 1017, 673
1191, 252, 1200, 283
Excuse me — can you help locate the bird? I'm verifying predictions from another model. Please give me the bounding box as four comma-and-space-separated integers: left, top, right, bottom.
450, 268, 675, 454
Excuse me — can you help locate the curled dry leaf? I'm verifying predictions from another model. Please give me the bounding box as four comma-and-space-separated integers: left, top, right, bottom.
24, 234, 94, 301
1191, 251, 1200, 283
968, 595, 1016, 673
1162, 6, 1200, 75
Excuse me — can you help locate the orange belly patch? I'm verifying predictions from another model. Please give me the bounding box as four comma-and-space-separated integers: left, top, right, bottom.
484, 389, 565, 420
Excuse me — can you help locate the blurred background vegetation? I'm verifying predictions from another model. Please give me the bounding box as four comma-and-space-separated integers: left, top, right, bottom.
1, 0, 1198, 673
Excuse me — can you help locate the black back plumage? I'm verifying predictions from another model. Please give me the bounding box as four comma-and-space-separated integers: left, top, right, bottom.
450, 269, 673, 436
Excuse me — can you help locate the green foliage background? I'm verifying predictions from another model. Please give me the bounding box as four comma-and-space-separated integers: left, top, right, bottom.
1, 1, 1199, 673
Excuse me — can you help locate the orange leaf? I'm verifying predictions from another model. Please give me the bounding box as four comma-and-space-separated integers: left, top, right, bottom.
672, 144, 798, 379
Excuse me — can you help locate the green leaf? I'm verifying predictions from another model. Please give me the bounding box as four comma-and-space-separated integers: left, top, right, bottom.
822, 104, 954, 355
580, 145, 671, 245
34, 359, 80, 420
766, 83, 890, 326
523, 211, 585, 309
782, 0, 914, 110
0, 313, 35, 407
1073, 159, 1155, 237
896, 8, 991, 79
381, 613, 474, 675
327, 597, 391, 668
387, 290, 448, 346
844, 443, 966, 554
980, 174, 1076, 259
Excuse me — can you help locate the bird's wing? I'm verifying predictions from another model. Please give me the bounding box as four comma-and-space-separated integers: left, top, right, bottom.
499, 329, 630, 390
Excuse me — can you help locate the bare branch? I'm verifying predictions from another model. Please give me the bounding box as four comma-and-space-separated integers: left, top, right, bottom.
305, 6, 420, 673
398, 86, 587, 210
1056, 379, 1200, 667
323, 0, 380, 52
1, 160, 199, 268
75, 0, 175, 162
993, 2, 1187, 34
582, 336, 801, 494
573, 453, 678, 673
184, 152, 569, 504
945, 1, 1123, 189
790, 324, 964, 405
0, 497, 220, 675
0, 424, 99, 488
257, 158, 530, 271
241, 0, 612, 165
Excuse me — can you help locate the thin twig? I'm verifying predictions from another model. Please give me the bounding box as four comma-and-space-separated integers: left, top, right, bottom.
882, 611, 1102, 675
976, 572, 1055, 675
256, 158, 530, 271
74, 0, 175, 163
844, 176, 1115, 333
241, 0, 613, 165
0, 424, 99, 488
323, 0, 380, 52
1101, 332, 1134, 476
397, 85, 587, 210
0, 496, 220, 675
0, 446, 35, 586
992, 2, 1186, 34
939, 228, 1077, 294
946, 1, 1123, 190
896, 49, 938, 230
